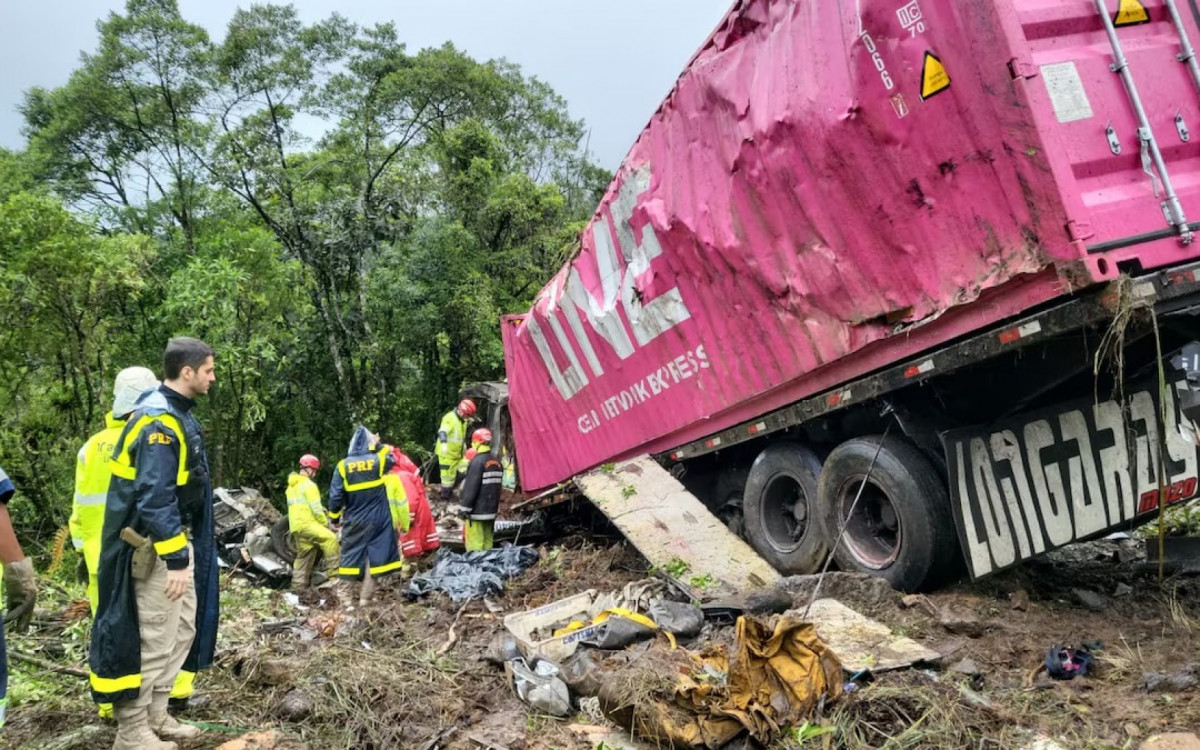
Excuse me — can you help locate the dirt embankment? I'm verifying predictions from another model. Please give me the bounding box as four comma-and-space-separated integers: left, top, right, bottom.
5, 538, 1200, 749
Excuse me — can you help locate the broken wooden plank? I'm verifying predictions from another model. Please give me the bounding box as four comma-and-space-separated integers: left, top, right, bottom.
803, 598, 940, 672
575, 456, 780, 594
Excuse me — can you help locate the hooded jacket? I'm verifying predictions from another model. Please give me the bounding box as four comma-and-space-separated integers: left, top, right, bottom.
391, 448, 440, 556
71, 412, 126, 613
329, 426, 402, 578
88, 385, 218, 705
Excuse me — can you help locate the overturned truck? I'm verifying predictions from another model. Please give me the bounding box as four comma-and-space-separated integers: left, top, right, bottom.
501, 0, 1200, 590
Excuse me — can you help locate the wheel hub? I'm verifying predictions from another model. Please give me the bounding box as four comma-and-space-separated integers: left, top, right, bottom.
837, 477, 902, 569
761, 473, 810, 553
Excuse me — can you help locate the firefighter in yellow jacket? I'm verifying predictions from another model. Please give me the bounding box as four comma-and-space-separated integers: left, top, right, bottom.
435, 399, 476, 503
286, 455, 339, 589
71, 367, 199, 718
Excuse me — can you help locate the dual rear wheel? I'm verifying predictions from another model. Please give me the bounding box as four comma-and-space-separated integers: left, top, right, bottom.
739, 436, 960, 592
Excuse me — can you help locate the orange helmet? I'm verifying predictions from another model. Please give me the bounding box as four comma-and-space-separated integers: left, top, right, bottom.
299, 454, 320, 470
458, 399, 477, 418
471, 428, 492, 445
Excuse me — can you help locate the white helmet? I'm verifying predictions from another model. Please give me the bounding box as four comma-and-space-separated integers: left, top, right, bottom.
112, 367, 160, 417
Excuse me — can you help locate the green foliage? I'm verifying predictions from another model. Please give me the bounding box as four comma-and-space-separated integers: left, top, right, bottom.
657, 558, 691, 578
3, 0, 609, 544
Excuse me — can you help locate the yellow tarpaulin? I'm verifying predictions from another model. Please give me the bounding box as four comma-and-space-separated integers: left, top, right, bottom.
606, 615, 842, 748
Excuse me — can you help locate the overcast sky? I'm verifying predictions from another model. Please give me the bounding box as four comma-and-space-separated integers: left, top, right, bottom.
0, 1, 732, 169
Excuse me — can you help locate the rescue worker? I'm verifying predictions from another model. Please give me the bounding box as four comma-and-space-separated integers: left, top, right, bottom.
0, 463, 38, 733
382, 449, 411, 542
435, 399, 476, 503
329, 427, 407, 607
454, 429, 504, 552
286, 455, 339, 589
90, 337, 219, 750
390, 448, 439, 559
73, 366, 198, 720
72, 367, 159, 611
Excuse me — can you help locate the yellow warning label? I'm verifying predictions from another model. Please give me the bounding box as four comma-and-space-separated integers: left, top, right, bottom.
1113, 0, 1150, 27
920, 52, 950, 101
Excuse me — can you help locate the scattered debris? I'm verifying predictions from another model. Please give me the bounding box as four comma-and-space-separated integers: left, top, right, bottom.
599, 615, 841, 747
213, 487, 295, 588
274, 689, 312, 721
1045, 644, 1094, 681
505, 590, 601, 661
1115, 582, 1134, 597
507, 657, 571, 717
1010, 589, 1030, 611
950, 658, 982, 677
740, 587, 793, 615
1143, 665, 1199, 693
575, 456, 781, 594
937, 604, 992, 638
648, 600, 704, 638
803, 598, 940, 672
12, 532, 1200, 749
1074, 589, 1108, 612
406, 545, 539, 601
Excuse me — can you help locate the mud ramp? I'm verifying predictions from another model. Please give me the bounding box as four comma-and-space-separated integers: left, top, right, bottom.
575, 456, 780, 594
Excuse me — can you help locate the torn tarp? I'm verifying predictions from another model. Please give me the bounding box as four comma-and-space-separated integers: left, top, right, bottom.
601, 615, 842, 748
405, 546, 539, 602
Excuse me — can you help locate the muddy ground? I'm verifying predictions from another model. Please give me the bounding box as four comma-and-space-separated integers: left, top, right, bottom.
3, 534, 1200, 750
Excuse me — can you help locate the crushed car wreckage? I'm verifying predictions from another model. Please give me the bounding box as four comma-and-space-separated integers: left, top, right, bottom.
213, 487, 304, 587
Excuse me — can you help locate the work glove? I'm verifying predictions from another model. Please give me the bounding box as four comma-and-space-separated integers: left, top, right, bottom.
4, 557, 38, 631
454, 505, 470, 520
75, 555, 89, 585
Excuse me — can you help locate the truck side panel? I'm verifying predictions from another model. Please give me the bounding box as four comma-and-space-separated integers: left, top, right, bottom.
504, 0, 1200, 490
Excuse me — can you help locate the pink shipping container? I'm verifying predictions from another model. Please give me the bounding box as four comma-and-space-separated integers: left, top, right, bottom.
503, 0, 1200, 493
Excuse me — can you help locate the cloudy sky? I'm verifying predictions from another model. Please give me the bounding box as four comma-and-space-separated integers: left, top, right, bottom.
0, 1, 733, 169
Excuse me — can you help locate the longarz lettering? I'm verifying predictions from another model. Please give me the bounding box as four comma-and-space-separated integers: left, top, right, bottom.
946, 379, 1198, 578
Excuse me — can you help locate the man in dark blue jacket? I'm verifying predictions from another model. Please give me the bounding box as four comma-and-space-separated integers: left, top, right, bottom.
90, 338, 218, 750
329, 426, 399, 607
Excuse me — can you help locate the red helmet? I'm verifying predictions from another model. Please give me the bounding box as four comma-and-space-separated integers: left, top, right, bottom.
458, 399, 477, 417
299, 454, 320, 470
471, 428, 492, 445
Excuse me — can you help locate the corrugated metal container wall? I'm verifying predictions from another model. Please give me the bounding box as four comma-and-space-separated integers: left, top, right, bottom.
503, 0, 1200, 490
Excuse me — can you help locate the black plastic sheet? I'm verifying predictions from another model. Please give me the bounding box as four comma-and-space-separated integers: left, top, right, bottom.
405, 545, 540, 601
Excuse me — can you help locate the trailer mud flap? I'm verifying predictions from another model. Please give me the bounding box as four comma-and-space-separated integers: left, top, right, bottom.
574, 457, 780, 595
944, 372, 1200, 579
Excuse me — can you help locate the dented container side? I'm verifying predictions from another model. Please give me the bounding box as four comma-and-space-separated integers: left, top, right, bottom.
503, 0, 1200, 490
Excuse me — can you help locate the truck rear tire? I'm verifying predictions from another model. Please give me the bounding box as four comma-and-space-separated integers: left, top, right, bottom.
742, 443, 829, 574
271, 517, 297, 564
817, 435, 959, 592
